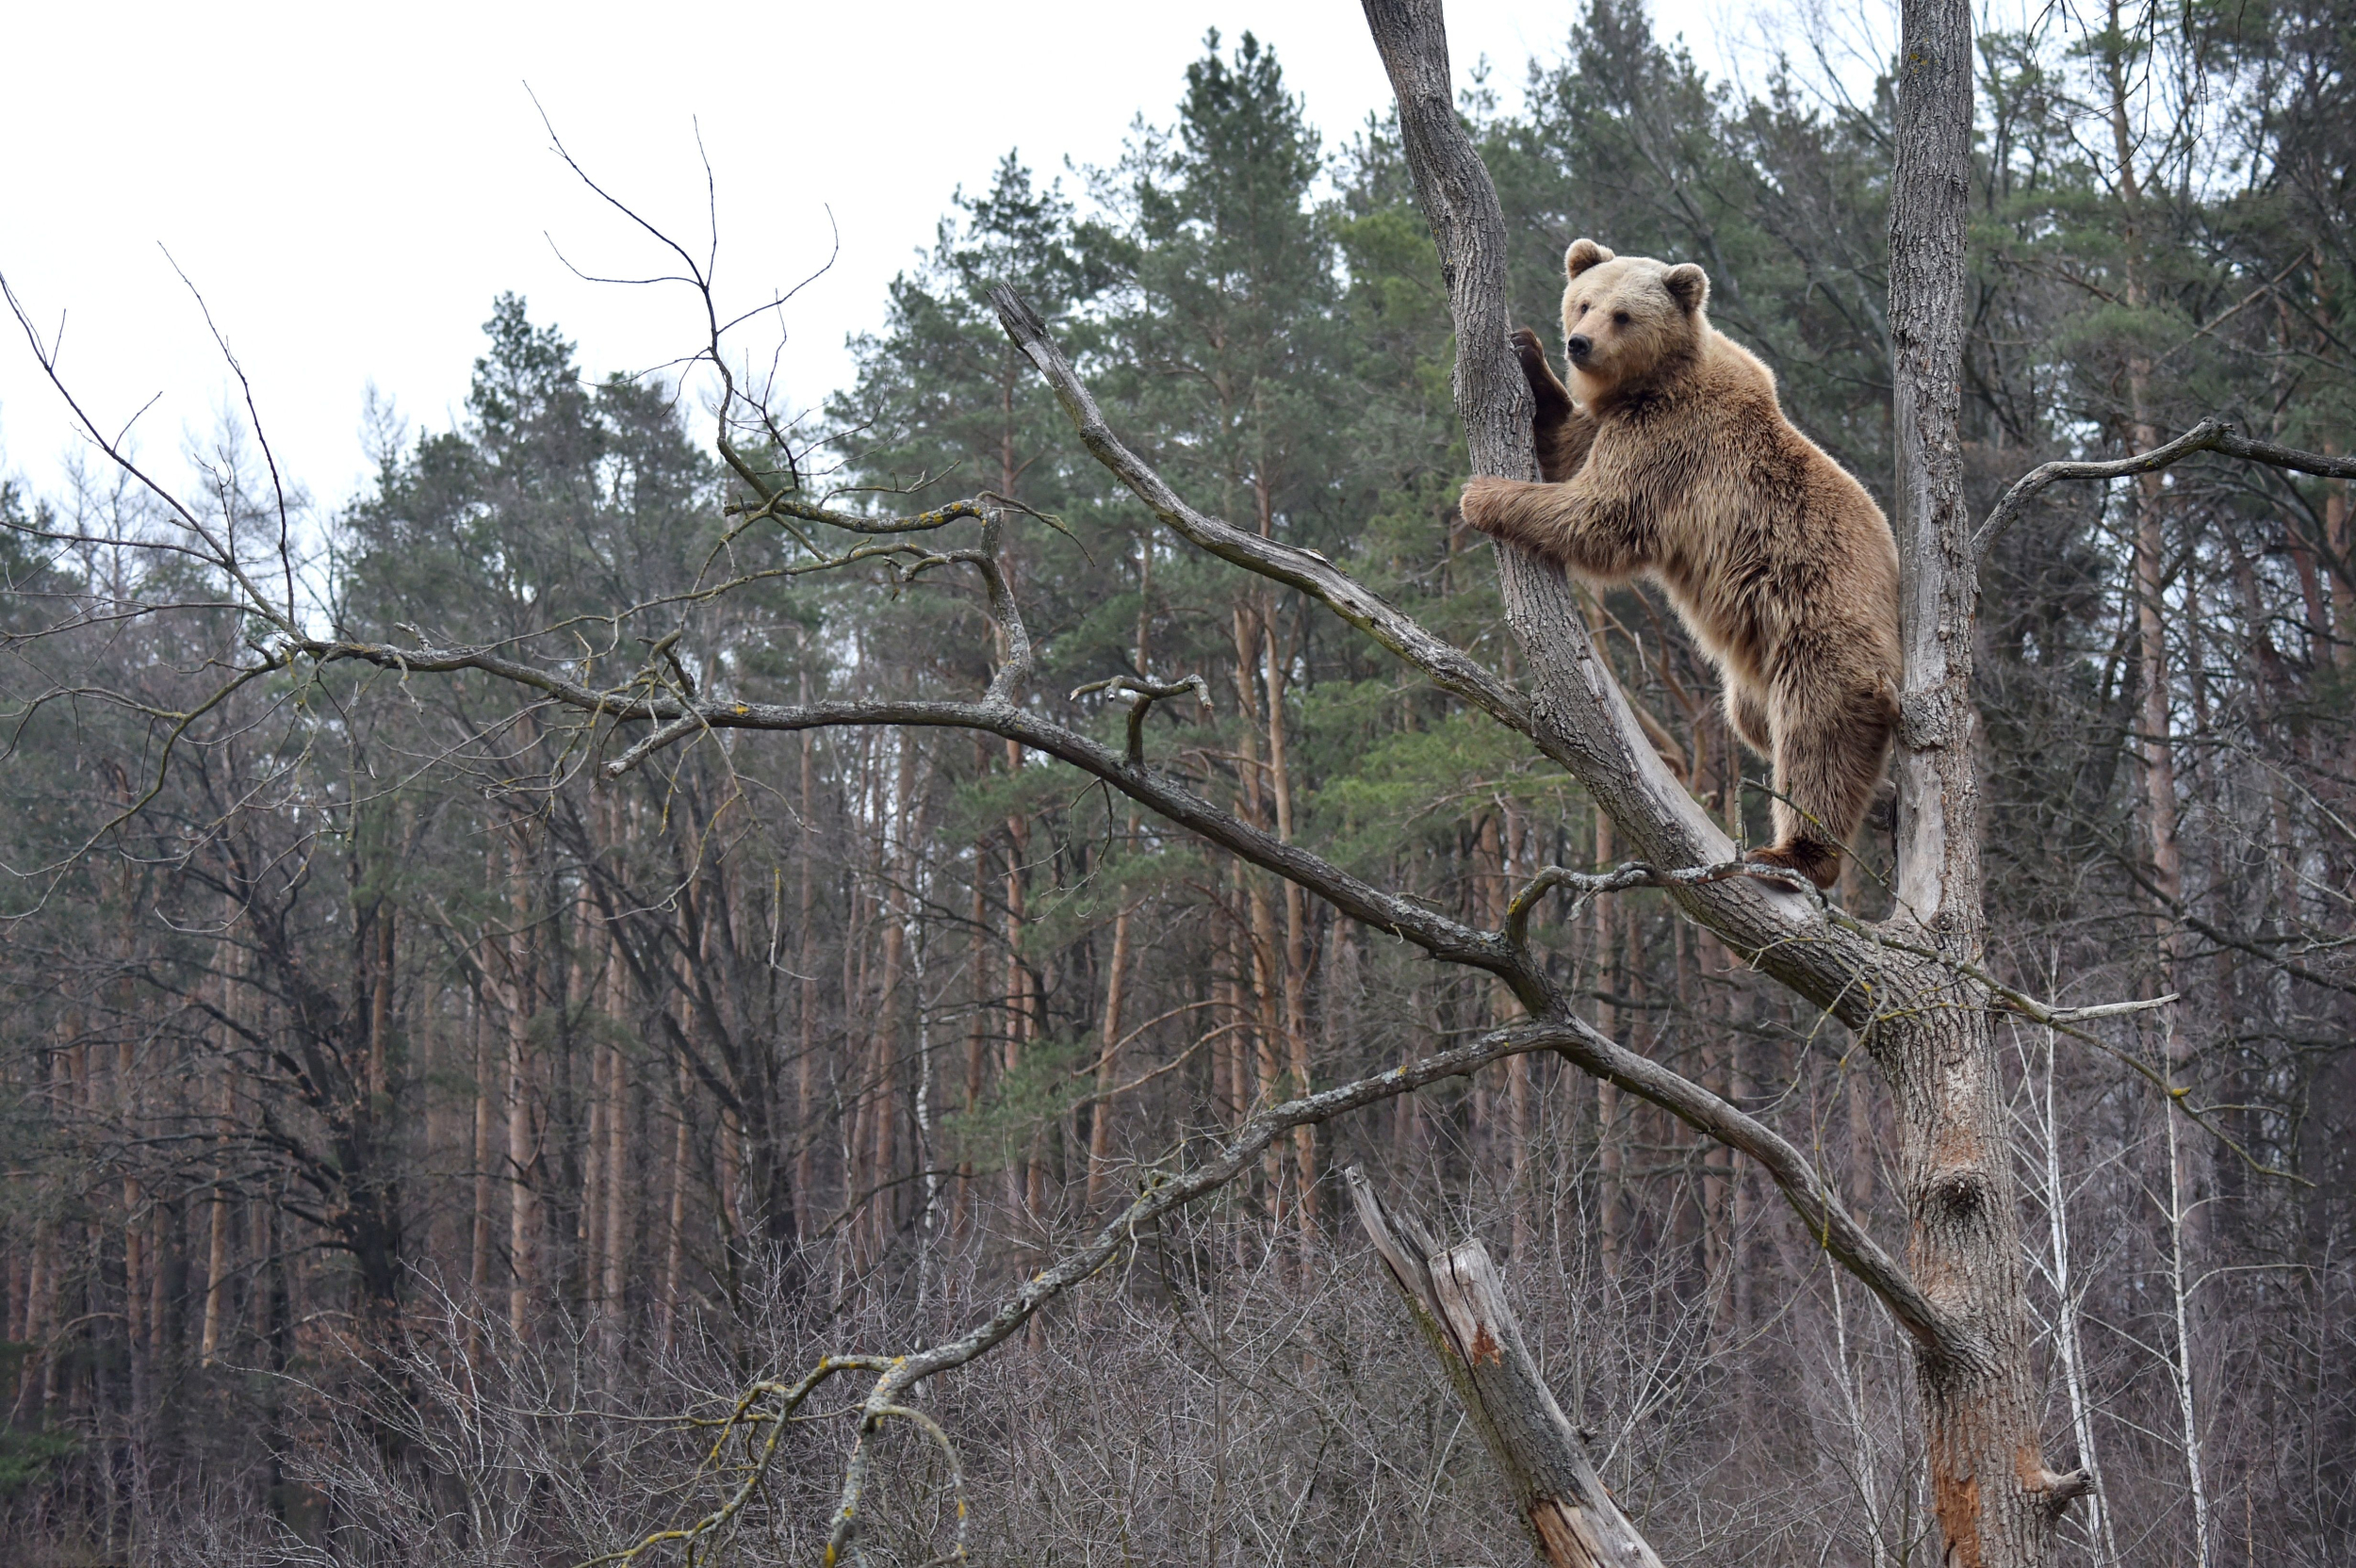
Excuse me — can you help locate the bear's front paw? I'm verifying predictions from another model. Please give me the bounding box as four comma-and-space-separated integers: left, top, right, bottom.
1457, 475, 1519, 535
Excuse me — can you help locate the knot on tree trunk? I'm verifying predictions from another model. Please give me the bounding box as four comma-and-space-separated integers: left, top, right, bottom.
1899, 686, 1954, 750
2035, 1466, 2095, 1512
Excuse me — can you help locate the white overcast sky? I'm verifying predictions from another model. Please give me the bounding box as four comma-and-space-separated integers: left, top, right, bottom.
0, 0, 1811, 514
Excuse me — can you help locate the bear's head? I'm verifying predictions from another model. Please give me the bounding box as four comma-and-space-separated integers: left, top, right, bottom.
1558, 238, 1710, 401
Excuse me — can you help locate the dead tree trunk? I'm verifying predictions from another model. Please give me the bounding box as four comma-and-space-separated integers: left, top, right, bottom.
1347, 1168, 1662, 1568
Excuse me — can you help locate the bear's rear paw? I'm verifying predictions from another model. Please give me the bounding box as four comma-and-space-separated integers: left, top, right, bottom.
1747, 840, 1841, 890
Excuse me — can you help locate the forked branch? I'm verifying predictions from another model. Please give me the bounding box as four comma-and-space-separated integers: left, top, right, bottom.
1974, 415, 2356, 558
988, 286, 1532, 736
1070, 673, 1215, 763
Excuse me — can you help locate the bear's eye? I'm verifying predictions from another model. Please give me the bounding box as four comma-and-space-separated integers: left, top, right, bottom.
1612, 310, 1632, 326
1575, 302, 1588, 316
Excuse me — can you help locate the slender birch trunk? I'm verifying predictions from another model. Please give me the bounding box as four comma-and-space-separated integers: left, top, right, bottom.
1828, 1267, 1890, 1568
2102, 30, 2212, 1554
2162, 1022, 2215, 1568
862, 755, 910, 1265
2038, 1023, 2119, 1568
1086, 896, 1134, 1209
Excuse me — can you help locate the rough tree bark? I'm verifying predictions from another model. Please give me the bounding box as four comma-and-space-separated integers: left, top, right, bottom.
1883, 1, 2085, 1563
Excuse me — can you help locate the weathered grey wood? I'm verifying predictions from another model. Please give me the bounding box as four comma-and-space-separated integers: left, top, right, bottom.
1888, 0, 1981, 933
1347, 1169, 1662, 1568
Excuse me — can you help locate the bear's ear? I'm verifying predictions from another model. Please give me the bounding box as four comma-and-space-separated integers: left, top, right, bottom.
1564, 238, 1615, 277
1663, 263, 1710, 314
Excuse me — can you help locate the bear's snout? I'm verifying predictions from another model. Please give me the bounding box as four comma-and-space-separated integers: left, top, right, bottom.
1565, 333, 1594, 363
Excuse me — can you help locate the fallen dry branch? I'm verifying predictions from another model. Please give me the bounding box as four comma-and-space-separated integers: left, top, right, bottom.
1349, 1170, 1665, 1568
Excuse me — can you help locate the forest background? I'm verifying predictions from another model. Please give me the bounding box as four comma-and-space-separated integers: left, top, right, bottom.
0, 1, 2351, 1564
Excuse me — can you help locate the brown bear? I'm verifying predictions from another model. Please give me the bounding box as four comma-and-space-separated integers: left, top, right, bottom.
1458, 238, 1902, 889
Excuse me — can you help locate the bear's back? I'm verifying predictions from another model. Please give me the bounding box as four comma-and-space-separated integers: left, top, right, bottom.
1621, 324, 1898, 684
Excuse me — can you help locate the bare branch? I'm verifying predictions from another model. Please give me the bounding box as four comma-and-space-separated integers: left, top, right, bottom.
1974, 416, 2356, 558
1, 270, 298, 632
1505, 858, 1819, 950
591, 690, 1524, 982
988, 286, 1530, 732
900, 511, 1032, 705
728, 492, 992, 536
158, 246, 298, 622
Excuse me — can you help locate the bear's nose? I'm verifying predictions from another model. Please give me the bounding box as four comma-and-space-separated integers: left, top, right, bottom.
1565, 334, 1593, 361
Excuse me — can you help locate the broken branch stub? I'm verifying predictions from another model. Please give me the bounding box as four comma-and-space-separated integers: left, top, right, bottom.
1346, 1168, 1663, 1568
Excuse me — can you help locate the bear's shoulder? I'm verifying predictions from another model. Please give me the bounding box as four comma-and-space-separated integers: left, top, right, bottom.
1695, 329, 1777, 401
1594, 330, 1775, 431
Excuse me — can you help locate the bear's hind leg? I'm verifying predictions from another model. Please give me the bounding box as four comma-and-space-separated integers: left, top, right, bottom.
1724, 680, 1773, 757
1751, 679, 1895, 890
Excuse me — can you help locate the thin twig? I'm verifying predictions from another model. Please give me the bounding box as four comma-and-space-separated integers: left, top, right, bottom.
1504, 858, 1819, 949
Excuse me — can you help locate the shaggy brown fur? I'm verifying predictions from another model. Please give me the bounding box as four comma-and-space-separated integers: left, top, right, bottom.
1462, 239, 1901, 889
